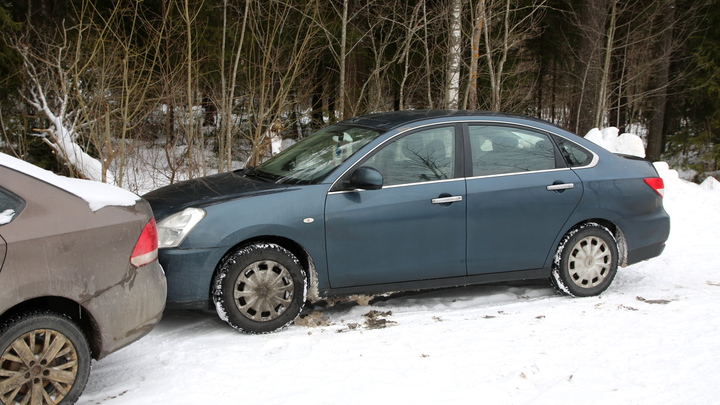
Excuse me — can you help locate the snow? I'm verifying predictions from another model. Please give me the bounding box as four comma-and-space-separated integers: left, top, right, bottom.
0, 209, 14, 225
585, 127, 646, 158
0, 152, 140, 211
77, 155, 720, 402
701, 176, 720, 191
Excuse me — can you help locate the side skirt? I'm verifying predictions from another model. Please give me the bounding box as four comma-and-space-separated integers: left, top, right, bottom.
318, 268, 550, 299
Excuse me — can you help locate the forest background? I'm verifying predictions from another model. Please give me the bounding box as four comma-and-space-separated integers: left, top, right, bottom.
0, 0, 718, 192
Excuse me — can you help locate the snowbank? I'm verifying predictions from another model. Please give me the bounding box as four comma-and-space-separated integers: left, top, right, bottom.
0, 153, 140, 211
585, 127, 646, 158
700, 176, 720, 191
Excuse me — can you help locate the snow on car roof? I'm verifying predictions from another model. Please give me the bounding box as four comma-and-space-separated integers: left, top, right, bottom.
0, 152, 140, 211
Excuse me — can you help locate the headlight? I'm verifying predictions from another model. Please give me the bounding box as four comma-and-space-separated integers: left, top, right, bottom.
157, 207, 206, 248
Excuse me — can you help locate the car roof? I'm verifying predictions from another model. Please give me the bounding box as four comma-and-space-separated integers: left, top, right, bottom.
340, 109, 563, 132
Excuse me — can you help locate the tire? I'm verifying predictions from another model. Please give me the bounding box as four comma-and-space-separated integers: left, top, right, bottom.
212, 243, 307, 333
0, 311, 91, 405
551, 223, 619, 297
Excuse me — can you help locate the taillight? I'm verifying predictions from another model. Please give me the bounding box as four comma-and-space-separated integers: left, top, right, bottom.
131, 218, 159, 268
644, 177, 665, 197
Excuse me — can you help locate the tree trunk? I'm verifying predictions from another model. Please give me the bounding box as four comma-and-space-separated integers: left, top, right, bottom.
465, 0, 483, 110
311, 64, 325, 130
338, 0, 348, 120
571, 0, 608, 135
445, 0, 462, 109
646, 0, 675, 161
594, 0, 616, 128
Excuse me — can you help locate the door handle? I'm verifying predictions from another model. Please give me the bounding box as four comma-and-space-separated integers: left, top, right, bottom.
546, 183, 574, 191
432, 196, 463, 204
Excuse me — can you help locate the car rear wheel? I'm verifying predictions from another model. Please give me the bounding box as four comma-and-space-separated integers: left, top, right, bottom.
0, 311, 91, 405
213, 243, 307, 333
551, 223, 618, 297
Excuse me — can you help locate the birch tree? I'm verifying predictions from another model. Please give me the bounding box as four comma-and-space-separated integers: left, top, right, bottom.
445, 0, 462, 109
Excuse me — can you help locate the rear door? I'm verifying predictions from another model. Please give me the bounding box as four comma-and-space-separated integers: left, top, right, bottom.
325, 125, 466, 288
465, 124, 583, 274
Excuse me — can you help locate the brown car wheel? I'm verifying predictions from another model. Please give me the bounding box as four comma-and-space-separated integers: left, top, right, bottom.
0, 311, 91, 405
213, 243, 307, 334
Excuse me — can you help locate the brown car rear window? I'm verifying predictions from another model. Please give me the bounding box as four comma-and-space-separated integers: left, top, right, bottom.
0, 187, 25, 224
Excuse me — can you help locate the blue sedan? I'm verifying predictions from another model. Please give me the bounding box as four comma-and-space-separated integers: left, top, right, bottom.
144, 110, 670, 333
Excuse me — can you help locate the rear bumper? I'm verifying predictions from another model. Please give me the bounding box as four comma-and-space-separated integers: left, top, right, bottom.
84, 261, 167, 359
627, 241, 666, 266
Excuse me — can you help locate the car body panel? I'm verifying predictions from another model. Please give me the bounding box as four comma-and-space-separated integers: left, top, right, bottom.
147, 170, 289, 222
0, 164, 166, 359
144, 110, 670, 309
326, 178, 467, 288
157, 184, 329, 303
466, 168, 584, 274
566, 156, 670, 265
0, 235, 5, 270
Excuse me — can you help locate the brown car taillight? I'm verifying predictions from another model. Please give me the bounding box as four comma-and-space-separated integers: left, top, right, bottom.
131, 218, 159, 268
644, 177, 665, 197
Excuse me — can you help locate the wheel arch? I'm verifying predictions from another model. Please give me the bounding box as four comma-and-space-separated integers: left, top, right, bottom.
0, 296, 101, 359
209, 235, 320, 303
560, 219, 628, 267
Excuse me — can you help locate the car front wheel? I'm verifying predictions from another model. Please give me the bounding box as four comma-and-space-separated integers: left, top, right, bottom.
551, 223, 618, 297
0, 311, 91, 405
213, 243, 307, 333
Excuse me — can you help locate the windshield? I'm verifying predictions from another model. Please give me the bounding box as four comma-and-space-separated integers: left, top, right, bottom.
252, 124, 382, 184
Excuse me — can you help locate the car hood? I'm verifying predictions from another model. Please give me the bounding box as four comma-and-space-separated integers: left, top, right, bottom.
143, 170, 288, 221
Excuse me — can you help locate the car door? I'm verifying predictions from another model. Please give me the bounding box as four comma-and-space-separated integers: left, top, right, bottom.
465, 124, 583, 275
325, 125, 466, 288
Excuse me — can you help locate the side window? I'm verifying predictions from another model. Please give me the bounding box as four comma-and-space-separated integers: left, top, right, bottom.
469, 125, 556, 176
362, 126, 456, 186
553, 136, 593, 167
0, 188, 25, 225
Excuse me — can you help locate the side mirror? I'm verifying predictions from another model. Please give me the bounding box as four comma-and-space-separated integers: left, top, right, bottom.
349, 167, 383, 190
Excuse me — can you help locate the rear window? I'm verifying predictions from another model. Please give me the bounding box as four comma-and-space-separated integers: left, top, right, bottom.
553, 136, 594, 167
0, 187, 25, 225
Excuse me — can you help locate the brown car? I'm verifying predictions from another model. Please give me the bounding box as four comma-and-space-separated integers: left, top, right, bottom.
0, 154, 166, 404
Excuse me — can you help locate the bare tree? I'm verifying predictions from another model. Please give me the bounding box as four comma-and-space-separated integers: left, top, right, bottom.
10, 1, 146, 183
465, 0, 546, 112
72, 1, 163, 187
570, 0, 609, 135
465, 0, 484, 110
646, 0, 676, 160
217, 0, 251, 172
178, 0, 204, 178
242, 0, 321, 166
14, 28, 108, 181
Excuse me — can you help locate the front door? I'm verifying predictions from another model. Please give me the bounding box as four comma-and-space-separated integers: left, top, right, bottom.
325, 126, 466, 288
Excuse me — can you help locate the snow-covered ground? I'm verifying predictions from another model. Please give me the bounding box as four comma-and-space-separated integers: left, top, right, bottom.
76, 163, 719, 403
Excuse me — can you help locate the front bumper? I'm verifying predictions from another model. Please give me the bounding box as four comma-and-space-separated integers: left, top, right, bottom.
158, 247, 227, 308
